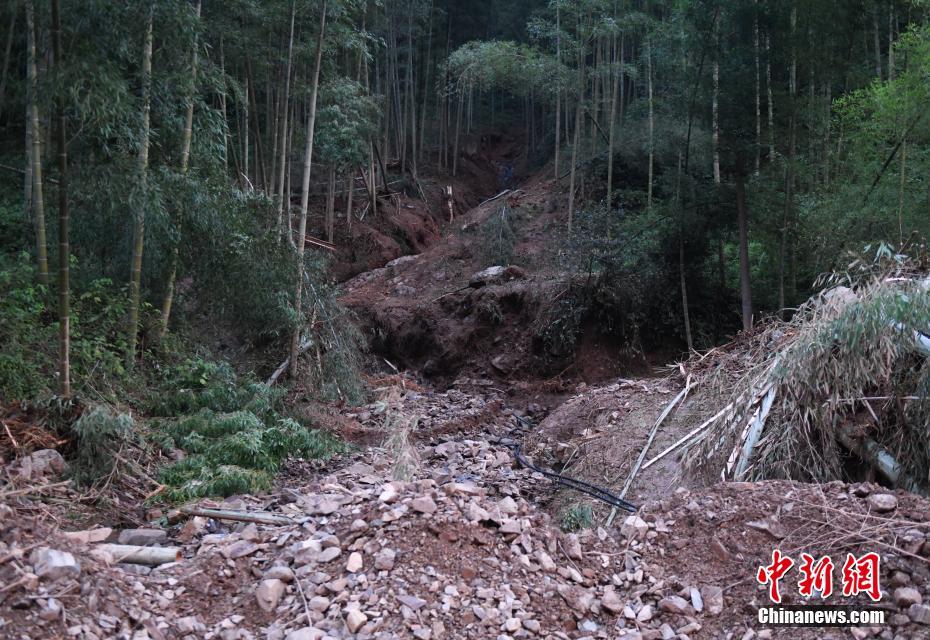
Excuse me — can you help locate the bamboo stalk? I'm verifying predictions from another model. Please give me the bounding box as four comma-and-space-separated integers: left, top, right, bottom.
97, 544, 181, 566
178, 506, 296, 526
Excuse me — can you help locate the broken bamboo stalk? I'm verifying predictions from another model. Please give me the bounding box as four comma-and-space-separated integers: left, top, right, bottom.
641, 403, 732, 470
178, 506, 297, 526
606, 379, 692, 526
732, 385, 777, 480
837, 427, 924, 494
97, 544, 181, 566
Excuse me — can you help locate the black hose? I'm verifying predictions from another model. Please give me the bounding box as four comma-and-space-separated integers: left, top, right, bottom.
498, 415, 639, 514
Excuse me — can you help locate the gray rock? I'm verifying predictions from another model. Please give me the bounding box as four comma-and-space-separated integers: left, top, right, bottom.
285, 629, 325, 640
866, 493, 898, 513
894, 587, 922, 608
117, 528, 167, 547
411, 496, 437, 514
658, 595, 692, 615
31, 548, 80, 581
908, 604, 930, 625
345, 608, 367, 633
255, 578, 286, 613
374, 548, 396, 571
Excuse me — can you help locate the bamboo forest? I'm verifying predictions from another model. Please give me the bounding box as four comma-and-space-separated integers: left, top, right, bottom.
2, 1, 930, 638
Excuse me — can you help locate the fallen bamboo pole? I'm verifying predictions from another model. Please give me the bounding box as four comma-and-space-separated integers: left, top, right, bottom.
641, 403, 731, 470
606, 379, 692, 526
178, 506, 296, 526
97, 544, 181, 566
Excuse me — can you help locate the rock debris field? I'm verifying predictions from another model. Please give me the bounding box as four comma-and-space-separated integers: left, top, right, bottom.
4, 383, 930, 640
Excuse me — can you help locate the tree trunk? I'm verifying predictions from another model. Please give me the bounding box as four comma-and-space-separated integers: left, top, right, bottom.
276, 1, 296, 240
897, 138, 906, 246
51, 0, 69, 398
126, 5, 153, 367
553, 4, 560, 180
418, 0, 433, 163
736, 175, 753, 333
677, 151, 692, 351
646, 38, 654, 210
888, 3, 895, 80
606, 30, 620, 205
873, 6, 882, 79
753, 0, 761, 175
0, 6, 17, 122
158, 0, 201, 342
778, 4, 797, 318
452, 89, 463, 176
345, 174, 354, 229
712, 23, 721, 186
766, 33, 774, 163
26, 0, 48, 286
325, 165, 335, 243
567, 35, 585, 234
290, 0, 327, 380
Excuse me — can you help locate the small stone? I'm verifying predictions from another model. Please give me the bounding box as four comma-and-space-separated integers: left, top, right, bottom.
350, 519, 368, 532
398, 595, 427, 610
636, 605, 653, 622
564, 534, 583, 560
701, 585, 724, 616
318, 547, 342, 563
894, 587, 922, 608
498, 497, 519, 515
522, 619, 540, 633
309, 596, 330, 612
264, 566, 294, 583
908, 603, 930, 625
255, 578, 286, 612
175, 616, 206, 634
374, 548, 396, 571
285, 629, 324, 640
866, 493, 898, 513
345, 608, 368, 633
658, 595, 691, 615
346, 552, 363, 573
379, 483, 400, 503
31, 548, 80, 581
620, 516, 649, 540
690, 586, 704, 612
38, 598, 62, 621
504, 618, 521, 632
411, 496, 437, 514
601, 587, 624, 614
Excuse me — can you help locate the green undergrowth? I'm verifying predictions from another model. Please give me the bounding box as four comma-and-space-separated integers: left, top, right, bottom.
148, 358, 345, 502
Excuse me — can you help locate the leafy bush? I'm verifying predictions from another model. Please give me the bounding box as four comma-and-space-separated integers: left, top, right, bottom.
149, 358, 345, 502
560, 503, 594, 531
69, 406, 135, 486
480, 205, 517, 267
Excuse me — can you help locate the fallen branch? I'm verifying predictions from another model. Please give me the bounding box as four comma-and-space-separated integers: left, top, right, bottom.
304, 235, 336, 251
0, 480, 71, 500
641, 404, 731, 470
732, 385, 777, 480
607, 379, 692, 526
266, 338, 313, 386
177, 506, 297, 526
96, 544, 181, 566
836, 428, 924, 494
477, 189, 511, 207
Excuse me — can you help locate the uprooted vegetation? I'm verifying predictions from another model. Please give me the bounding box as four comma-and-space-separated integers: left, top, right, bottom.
686, 252, 930, 490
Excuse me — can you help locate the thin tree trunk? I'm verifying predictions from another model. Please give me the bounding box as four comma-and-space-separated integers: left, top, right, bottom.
126, 5, 153, 367
219, 37, 232, 177
276, 1, 296, 240
677, 151, 692, 351
888, 3, 895, 80
766, 33, 774, 163
243, 72, 249, 185
897, 138, 906, 246
567, 34, 584, 233
26, 0, 48, 286
418, 0, 433, 163
345, 173, 353, 230
646, 38, 654, 210
158, 0, 201, 342
245, 59, 267, 190
712, 23, 720, 186
606, 29, 620, 204
873, 6, 882, 79
51, 0, 69, 397
736, 175, 753, 332
778, 4, 797, 318
452, 89, 463, 176
0, 6, 17, 122
325, 165, 335, 243
553, 4, 560, 180
754, 0, 761, 175
290, 0, 327, 380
